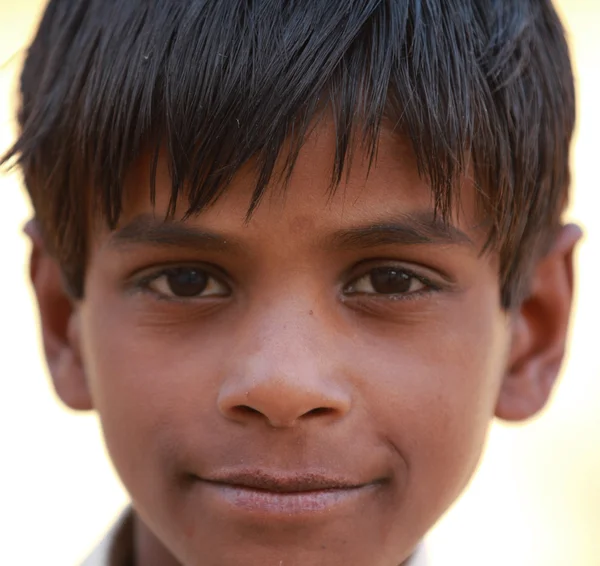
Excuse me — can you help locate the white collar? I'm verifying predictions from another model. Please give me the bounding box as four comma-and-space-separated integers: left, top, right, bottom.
80, 510, 133, 566
406, 543, 429, 566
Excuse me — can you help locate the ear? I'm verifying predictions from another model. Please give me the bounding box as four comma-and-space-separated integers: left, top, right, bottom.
25, 220, 93, 411
496, 224, 582, 421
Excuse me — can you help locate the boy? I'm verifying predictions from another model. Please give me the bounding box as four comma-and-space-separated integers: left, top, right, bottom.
4, 0, 581, 565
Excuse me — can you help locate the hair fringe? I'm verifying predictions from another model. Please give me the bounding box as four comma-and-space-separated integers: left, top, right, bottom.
3, 0, 575, 306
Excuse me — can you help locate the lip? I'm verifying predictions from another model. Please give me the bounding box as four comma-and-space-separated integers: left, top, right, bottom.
194, 469, 381, 517
203, 469, 367, 492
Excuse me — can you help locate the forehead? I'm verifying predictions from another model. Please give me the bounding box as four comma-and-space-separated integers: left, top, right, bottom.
112, 123, 483, 244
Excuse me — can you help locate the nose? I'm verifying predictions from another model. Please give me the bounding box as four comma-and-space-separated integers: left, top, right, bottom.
217, 316, 352, 428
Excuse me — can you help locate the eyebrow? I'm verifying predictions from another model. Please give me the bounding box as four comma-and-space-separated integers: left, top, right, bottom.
108, 210, 473, 254
329, 211, 474, 249
108, 215, 241, 253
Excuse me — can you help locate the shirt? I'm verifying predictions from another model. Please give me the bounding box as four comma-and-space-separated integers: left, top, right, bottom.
81, 509, 430, 566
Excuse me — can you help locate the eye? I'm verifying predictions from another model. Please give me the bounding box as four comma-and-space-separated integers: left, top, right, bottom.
142, 267, 229, 299
345, 266, 431, 296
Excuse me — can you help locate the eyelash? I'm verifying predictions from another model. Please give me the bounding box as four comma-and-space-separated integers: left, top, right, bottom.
131, 263, 444, 302
343, 266, 442, 299
132, 265, 231, 302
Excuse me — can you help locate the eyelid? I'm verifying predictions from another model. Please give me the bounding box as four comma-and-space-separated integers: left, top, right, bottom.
128, 263, 232, 298
129, 260, 231, 281
344, 272, 438, 300
342, 259, 448, 291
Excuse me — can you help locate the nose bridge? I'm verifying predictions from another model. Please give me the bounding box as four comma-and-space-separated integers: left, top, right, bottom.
247, 283, 331, 369
217, 296, 351, 427
254, 297, 319, 368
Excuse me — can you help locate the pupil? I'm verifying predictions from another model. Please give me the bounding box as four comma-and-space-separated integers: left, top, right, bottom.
370, 268, 412, 294
167, 269, 208, 297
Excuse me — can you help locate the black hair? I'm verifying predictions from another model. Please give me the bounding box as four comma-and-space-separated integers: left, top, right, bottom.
3, 0, 575, 307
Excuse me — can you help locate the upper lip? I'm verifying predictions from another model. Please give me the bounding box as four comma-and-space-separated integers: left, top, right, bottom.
200, 469, 371, 493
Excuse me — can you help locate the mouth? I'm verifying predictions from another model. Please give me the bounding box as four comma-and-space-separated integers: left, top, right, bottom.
193, 469, 382, 517
202, 469, 369, 492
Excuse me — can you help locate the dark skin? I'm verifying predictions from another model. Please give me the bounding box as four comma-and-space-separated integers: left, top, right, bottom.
28, 125, 581, 566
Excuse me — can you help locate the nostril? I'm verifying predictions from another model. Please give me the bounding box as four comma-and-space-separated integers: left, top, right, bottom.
305, 407, 334, 417
232, 405, 263, 418
230, 405, 335, 423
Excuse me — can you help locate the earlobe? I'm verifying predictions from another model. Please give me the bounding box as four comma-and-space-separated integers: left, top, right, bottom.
25, 220, 93, 411
496, 224, 582, 421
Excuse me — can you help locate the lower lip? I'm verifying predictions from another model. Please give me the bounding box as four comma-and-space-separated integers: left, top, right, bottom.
200, 482, 374, 516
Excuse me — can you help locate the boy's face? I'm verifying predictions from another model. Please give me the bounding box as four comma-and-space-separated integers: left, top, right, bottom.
33, 124, 577, 566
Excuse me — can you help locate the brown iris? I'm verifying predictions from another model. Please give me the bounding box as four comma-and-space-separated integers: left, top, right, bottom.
164, 268, 209, 297
368, 268, 414, 294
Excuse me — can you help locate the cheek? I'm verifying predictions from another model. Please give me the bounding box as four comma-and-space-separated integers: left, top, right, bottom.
349, 290, 510, 521
78, 300, 228, 500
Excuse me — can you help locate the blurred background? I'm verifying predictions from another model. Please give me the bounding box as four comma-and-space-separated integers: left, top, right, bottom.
0, 1, 598, 565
